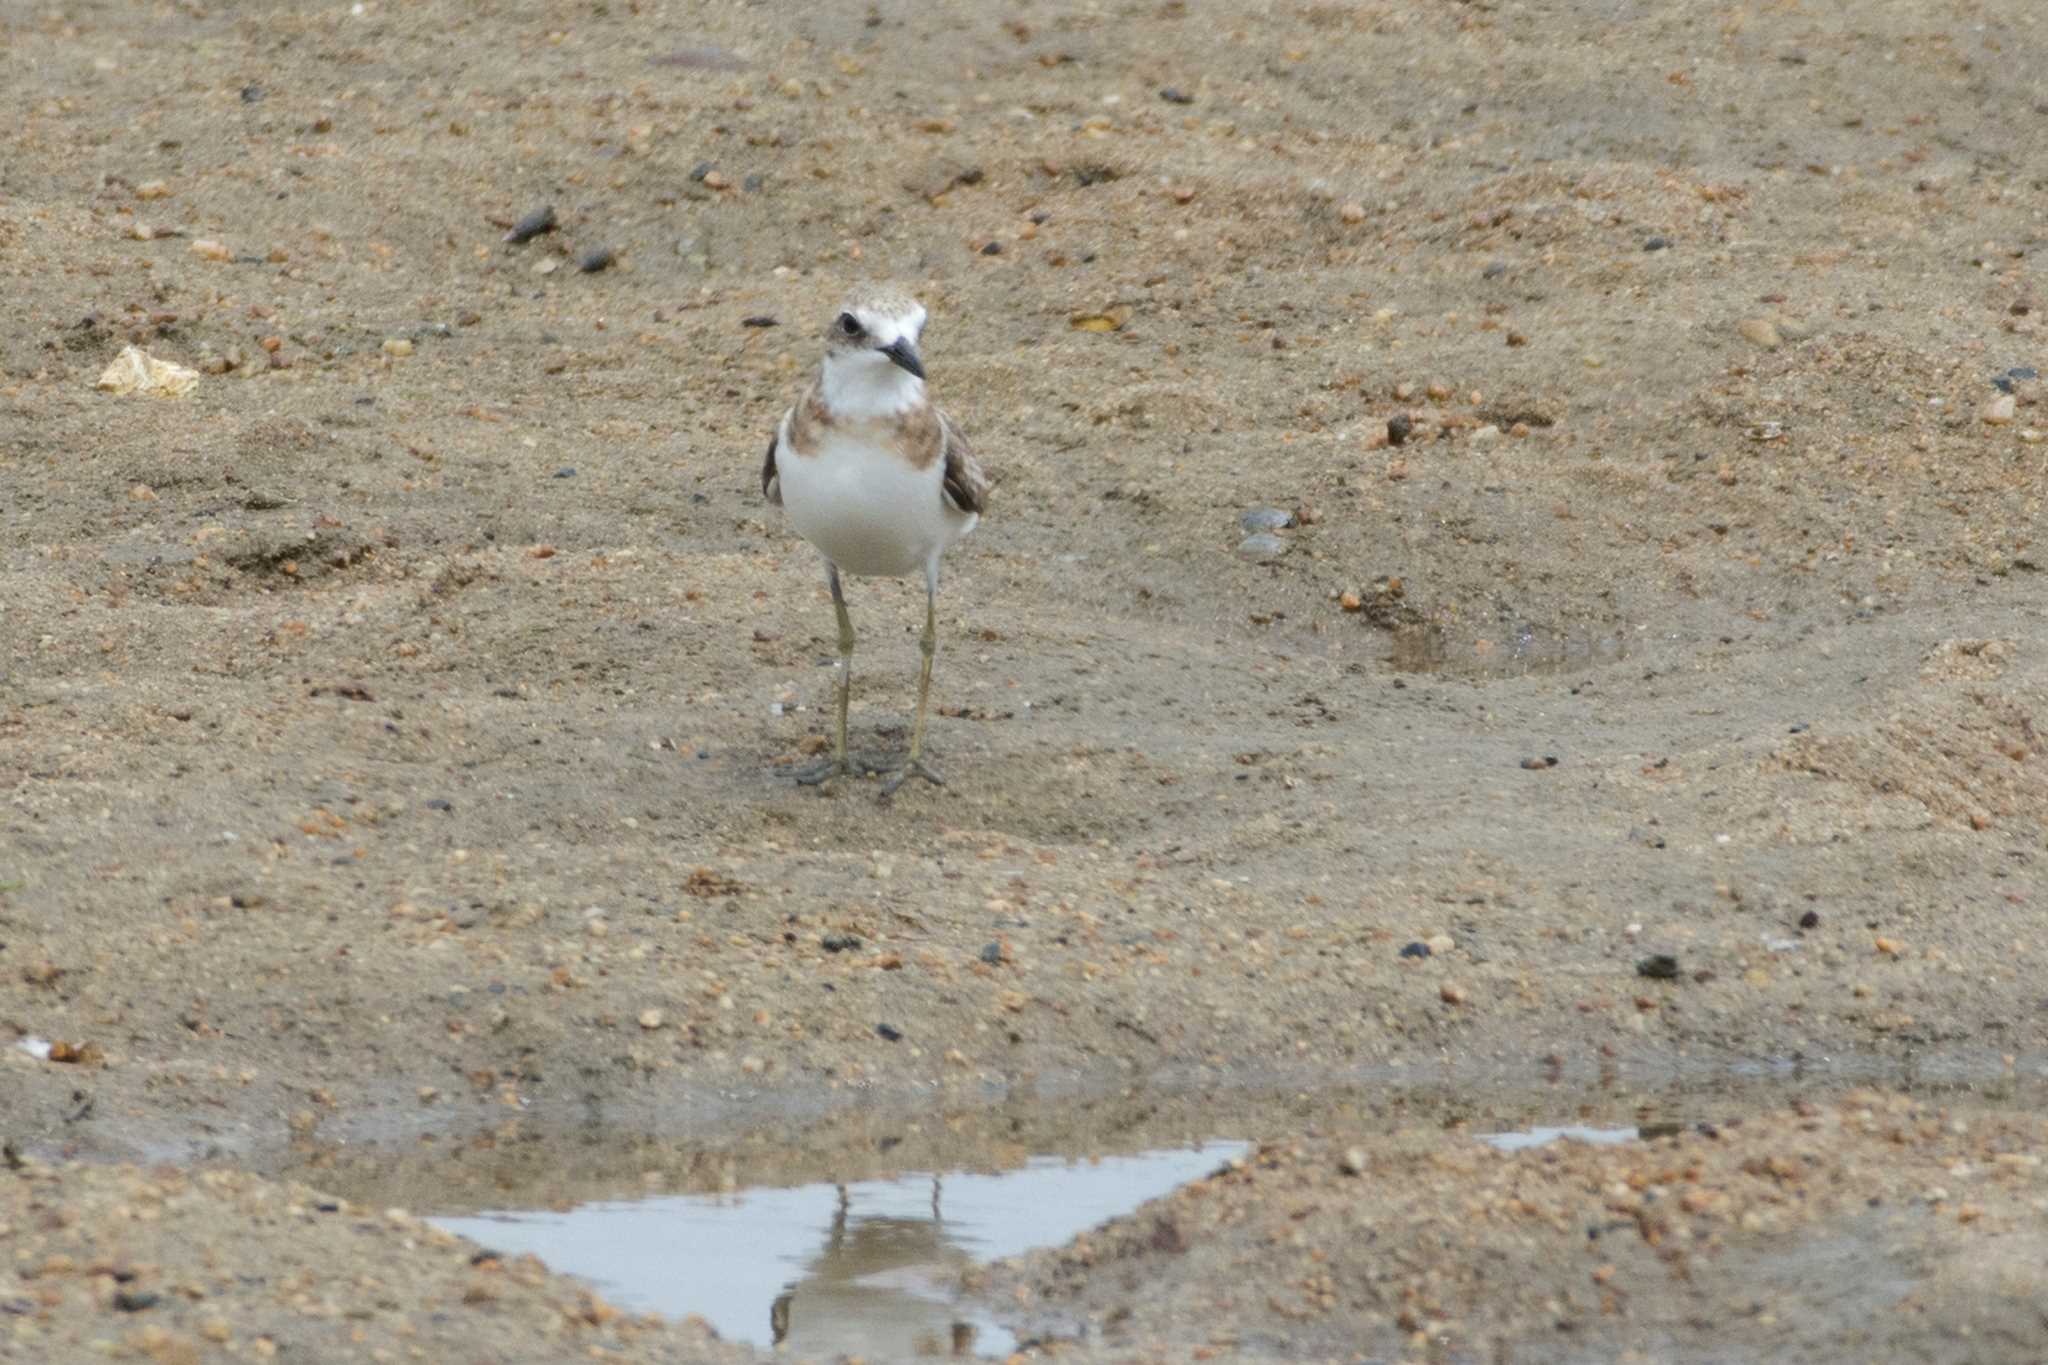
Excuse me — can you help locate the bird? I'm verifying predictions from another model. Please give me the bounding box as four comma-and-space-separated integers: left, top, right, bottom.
761, 286, 989, 795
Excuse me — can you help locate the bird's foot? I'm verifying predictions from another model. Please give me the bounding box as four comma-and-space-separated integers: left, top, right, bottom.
879, 757, 944, 798
793, 752, 888, 787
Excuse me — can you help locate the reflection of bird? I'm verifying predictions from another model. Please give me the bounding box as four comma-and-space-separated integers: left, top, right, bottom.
762, 286, 990, 796
768, 1177, 980, 1357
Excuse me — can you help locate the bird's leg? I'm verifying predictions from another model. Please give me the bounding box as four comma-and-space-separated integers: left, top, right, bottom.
795, 565, 857, 785
881, 566, 945, 796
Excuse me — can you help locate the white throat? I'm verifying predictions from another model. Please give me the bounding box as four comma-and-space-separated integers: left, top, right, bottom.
820, 350, 924, 420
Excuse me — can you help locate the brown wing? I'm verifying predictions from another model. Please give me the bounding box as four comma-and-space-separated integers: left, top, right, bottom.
938, 409, 989, 515
761, 432, 780, 504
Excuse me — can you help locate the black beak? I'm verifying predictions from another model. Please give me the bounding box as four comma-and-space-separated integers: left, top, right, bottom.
880, 337, 925, 380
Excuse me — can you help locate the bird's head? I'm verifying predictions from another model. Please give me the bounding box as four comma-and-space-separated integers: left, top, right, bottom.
821, 286, 929, 404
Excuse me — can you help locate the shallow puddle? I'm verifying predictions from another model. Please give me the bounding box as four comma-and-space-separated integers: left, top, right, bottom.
431, 1141, 1248, 1358
1478, 1124, 1643, 1153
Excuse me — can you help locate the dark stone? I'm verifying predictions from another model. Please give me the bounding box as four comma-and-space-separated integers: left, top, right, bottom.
1387, 413, 1412, 446
821, 934, 862, 953
741, 315, 779, 328
1643, 236, 1670, 251
114, 1292, 161, 1313
980, 241, 1003, 255
1798, 909, 1821, 930
979, 942, 1003, 964
1636, 954, 1681, 980
875, 1022, 903, 1042
503, 205, 557, 244
1159, 87, 1194, 104
577, 245, 616, 273
552, 467, 577, 479
424, 798, 453, 812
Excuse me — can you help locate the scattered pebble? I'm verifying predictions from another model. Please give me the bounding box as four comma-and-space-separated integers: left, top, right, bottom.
577, 245, 616, 273
741, 315, 779, 328
1339, 1147, 1367, 1176
1520, 755, 1559, 770
1236, 532, 1289, 560
1439, 981, 1468, 1005
1989, 366, 2037, 394
1643, 235, 1671, 251
979, 942, 1004, 965
1386, 414, 1412, 447
503, 205, 557, 244
821, 934, 862, 953
875, 1023, 903, 1042
1469, 423, 1501, 444
1637, 954, 1681, 980
1980, 393, 2017, 425
96, 345, 199, 398
1798, 909, 1821, 930
1339, 202, 1366, 224
980, 241, 1003, 255
1158, 87, 1194, 104
1737, 318, 1781, 349
1239, 506, 1297, 533
552, 467, 577, 479
1399, 941, 1430, 959
189, 238, 231, 262
381, 337, 413, 358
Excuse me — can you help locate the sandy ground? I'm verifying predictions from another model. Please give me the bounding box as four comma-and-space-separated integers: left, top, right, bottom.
4, 0, 2048, 1359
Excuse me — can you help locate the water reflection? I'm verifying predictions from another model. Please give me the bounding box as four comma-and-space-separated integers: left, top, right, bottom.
432, 1142, 1247, 1358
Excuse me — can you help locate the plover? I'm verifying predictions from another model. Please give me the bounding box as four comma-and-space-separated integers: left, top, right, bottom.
762, 286, 989, 794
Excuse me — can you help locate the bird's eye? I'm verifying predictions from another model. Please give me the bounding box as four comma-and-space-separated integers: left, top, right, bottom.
837, 312, 861, 337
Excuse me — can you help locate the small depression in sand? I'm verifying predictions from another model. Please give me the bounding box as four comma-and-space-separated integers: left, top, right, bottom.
1387, 619, 1633, 677
431, 1141, 1249, 1358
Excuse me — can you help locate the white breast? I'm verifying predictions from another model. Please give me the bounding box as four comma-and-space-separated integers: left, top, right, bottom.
778, 430, 977, 579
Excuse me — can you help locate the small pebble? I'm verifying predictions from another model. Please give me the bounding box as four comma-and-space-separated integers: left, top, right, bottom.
1439, 981, 1468, 1005
1469, 423, 1501, 444
1236, 532, 1289, 560
1339, 1147, 1367, 1176
381, 337, 413, 358
578, 245, 616, 273
240, 84, 263, 103
1339, 202, 1366, 224
1159, 87, 1194, 104
637, 1009, 664, 1030
552, 467, 577, 479
1239, 506, 1297, 533
1980, 394, 2017, 425
1990, 366, 2037, 394
821, 934, 861, 953
980, 241, 1003, 255
1398, 941, 1430, 959
1520, 755, 1559, 770
979, 942, 1003, 964
113, 1291, 161, 1313
1637, 954, 1681, 980
1386, 414, 1412, 447
1737, 318, 1781, 349
190, 238, 231, 262
1798, 909, 1821, 930
503, 205, 557, 244
1643, 236, 1670, 251
875, 1023, 903, 1042
1482, 261, 1507, 279
741, 315, 779, 328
